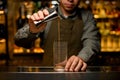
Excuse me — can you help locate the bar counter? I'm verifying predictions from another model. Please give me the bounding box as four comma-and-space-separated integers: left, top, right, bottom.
0, 66, 120, 80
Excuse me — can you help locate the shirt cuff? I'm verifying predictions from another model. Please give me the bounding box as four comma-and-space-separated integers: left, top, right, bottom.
77, 48, 94, 62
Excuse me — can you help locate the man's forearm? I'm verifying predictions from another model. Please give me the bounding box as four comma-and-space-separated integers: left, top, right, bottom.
14, 24, 38, 48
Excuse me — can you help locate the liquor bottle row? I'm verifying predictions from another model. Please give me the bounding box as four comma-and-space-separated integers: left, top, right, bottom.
91, 0, 120, 52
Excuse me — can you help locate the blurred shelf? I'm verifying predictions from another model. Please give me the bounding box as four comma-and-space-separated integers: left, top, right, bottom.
100, 52, 120, 55
13, 53, 44, 57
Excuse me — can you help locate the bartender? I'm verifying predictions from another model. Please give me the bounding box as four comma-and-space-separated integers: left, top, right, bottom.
14, 0, 100, 72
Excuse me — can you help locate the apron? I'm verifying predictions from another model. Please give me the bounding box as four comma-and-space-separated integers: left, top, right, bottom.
41, 14, 84, 66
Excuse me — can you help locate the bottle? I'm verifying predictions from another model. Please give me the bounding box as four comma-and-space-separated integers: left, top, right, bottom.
16, 3, 27, 30
14, 3, 27, 53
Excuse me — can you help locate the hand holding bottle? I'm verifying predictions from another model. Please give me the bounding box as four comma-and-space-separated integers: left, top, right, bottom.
28, 9, 58, 33
28, 9, 49, 33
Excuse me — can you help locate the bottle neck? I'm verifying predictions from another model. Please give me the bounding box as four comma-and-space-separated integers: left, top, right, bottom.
19, 4, 26, 19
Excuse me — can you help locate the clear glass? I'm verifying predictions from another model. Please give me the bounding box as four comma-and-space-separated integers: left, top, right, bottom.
53, 41, 67, 72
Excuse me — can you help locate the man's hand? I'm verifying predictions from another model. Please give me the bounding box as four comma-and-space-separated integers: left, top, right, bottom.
28, 9, 49, 33
65, 55, 87, 72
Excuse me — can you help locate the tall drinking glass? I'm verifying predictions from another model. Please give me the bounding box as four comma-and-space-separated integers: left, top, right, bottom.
53, 41, 67, 72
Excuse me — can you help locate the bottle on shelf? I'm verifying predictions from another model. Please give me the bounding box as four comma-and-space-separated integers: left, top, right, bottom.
14, 3, 27, 53
24, 0, 34, 19
91, 0, 120, 52
16, 3, 27, 30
